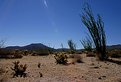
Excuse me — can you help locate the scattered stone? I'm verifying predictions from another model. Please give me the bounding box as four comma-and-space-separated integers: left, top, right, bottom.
107, 63, 110, 65
0, 68, 6, 74
98, 76, 106, 80
38, 62, 41, 68
90, 63, 95, 65
105, 67, 108, 69
39, 72, 43, 77
94, 66, 99, 69
102, 76, 106, 78
98, 77, 102, 79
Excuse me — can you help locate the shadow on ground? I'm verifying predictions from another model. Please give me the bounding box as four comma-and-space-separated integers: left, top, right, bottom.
107, 58, 121, 65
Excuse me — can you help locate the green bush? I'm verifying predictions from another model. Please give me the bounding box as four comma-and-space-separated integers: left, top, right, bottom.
0, 49, 13, 58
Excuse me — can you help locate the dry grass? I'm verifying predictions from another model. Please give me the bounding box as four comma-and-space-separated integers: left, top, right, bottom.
68, 54, 83, 63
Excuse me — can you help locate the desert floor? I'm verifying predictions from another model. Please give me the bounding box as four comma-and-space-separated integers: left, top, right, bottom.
0, 54, 121, 82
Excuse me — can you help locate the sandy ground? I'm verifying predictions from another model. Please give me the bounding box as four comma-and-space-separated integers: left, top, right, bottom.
0, 54, 121, 82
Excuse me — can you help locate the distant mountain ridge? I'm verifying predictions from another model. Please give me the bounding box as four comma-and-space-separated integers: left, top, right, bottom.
6, 43, 53, 51
5, 43, 121, 51
107, 44, 121, 50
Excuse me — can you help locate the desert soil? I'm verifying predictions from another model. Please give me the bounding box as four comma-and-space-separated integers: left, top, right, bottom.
0, 54, 121, 82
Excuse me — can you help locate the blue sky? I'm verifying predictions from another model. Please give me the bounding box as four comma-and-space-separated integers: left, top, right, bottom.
0, 0, 121, 49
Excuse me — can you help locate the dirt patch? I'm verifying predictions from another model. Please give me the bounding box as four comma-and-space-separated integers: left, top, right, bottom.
0, 54, 121, 82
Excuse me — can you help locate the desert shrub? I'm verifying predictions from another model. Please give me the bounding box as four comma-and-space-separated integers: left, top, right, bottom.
37, 52, 49, 56
54, 52, 68, 65
11, 61, 27, 77
48, 48, 54, 54
12, 49, 23, 58
22, 50, 29, 56
111, 54, 121, 58
69, 54, 83, 63
108, 50, 121, 58
75, 51, 83, 54
0, 49, 23, 59
13, 54, 23, 58
31, 52, 37, 56
33, 49, 49, 56
86, 52, 95, 57
0, 49, 13, 58
0, 49, 10, 55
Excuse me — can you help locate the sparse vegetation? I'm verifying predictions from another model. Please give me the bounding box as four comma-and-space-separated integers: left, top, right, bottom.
68, 40, 76, 54
86, 51, 95, 57
108, 50, 121, 58
54, 52, 68, 65
81, 36, 93, 52
23, 50, 29, 56
11, 61, 27, 78
69, 54, 83, 63
12, 49, 23, 58
0, 52, 121, 82
81, 3, 108, 60
33, 49, 50, 56
0, 49, 12, 58
0, 1, 121, 82
0, 49, 23, 59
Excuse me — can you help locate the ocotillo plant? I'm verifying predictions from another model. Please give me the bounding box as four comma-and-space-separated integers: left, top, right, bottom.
68, 40, 76, 54
81, 3, 108, 60
81, 36, 92, 52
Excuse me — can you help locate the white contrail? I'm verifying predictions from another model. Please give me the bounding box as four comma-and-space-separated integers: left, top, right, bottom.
43, 0, 48, 8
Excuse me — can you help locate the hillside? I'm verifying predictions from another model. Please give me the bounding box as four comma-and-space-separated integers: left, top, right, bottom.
6, 43, 53, 51
5, 44, 121, 51
107, 44, 121, 50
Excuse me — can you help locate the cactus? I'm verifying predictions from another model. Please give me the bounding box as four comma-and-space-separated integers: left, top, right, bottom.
54, 52, 68, 65
11, 61, 27, 77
